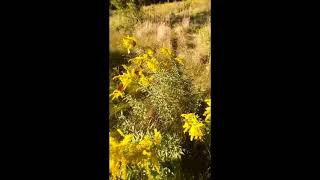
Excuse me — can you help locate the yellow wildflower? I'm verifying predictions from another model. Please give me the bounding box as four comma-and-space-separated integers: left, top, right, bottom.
181, 113, 198, 123
109, 130, 136, 179
160, 47, 172, 57
151, 156, 160, 173
109, 136, 117, 146
138, 70, 154, 87
188, 122, 204, 141
205, 98, 211, 107
122, 35, 136, 54
109, 159, 116, 177
128, 54, 148, 66
139, 135, 153, 150
109, 159, 118, 179
142, 150, 152, 157
203, 98, 211, 123
120, 159, 127, 179
120, 64, 136, 78
109, 136, 122, 179
181, 113, 198, 133
146, 47, 155, 57
109, 89, 124, 100
117, 129, 125, 137
182, 121, 191, 133
181, 113, 205, 141
153, 128, 161, 145
146, 57, 159, 73
120, 134, 134, 146
175, 56, 184, 65
109, 129, 162, 179
143, 160, 152, 179
113, 65, 136, 90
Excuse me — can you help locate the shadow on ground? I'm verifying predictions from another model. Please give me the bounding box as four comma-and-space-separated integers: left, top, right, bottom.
109, 50, 128, 70
169, 10, 210, 29
190, 10, 210, 31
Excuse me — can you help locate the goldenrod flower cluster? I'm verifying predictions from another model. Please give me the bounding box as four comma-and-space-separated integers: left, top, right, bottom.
109, 129, 162, 179
111, 37, 169, 101
203, 98, 211, 123
110, 64, 137, 101
181, 113, 205, 141
153, 128, 161, 145
146, 47, 155, 57
174, 56, 185, 65
146, 57, 159, 73
122, 35, 136, 54
113, 65, 136, 91
110, 36, 211, 178
160, 48, 173, 57
138, 69, 154, 87
109, 89, 125, 101
180, 98, 211, 141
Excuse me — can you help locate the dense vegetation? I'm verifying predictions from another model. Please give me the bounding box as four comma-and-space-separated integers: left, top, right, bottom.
109, 0, 211, 179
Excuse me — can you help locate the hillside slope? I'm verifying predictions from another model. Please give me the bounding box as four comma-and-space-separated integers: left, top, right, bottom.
110, 0, 211, 93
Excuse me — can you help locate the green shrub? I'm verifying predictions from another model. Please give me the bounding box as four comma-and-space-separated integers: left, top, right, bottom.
109, 36, 211, 179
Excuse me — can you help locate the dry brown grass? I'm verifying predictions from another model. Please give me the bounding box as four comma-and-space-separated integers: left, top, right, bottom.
110, 0, 211, 94
130, 21, 172, 49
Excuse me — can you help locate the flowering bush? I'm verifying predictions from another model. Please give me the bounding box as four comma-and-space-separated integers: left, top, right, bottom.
109, 36, 211, 179
110, 129, 161, 179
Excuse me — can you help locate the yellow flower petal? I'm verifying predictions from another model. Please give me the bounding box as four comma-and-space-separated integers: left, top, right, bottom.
110, 89, 124, 100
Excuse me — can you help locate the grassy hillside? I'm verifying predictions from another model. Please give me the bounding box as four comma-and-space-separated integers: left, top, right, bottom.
109, 0, 212, 179
110, 0, 211, 93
